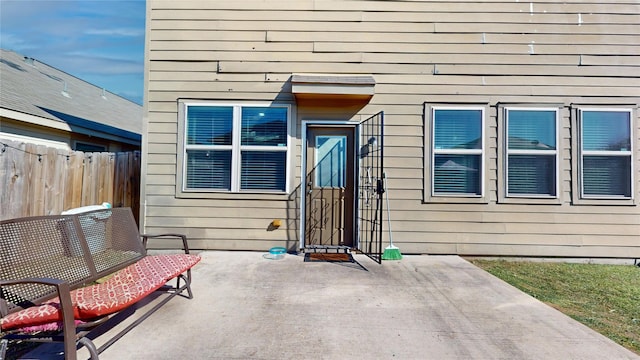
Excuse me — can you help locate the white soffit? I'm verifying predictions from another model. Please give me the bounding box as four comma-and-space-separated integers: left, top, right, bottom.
0, 132, 71, 150
1, 108, 72, 132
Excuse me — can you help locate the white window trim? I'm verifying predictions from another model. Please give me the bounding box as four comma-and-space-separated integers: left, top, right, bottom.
504, 107, 560, 199
578, 107, 634, 201
177, 101, 294, 197
424, 104, 489, 204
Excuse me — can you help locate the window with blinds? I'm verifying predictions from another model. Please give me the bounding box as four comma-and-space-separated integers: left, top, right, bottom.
580, 109, 632, 199
184, 104, 289, 192
432, 108, 484, 196
505, 108, 558, 197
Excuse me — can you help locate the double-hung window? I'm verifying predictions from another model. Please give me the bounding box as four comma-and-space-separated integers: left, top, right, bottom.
579, 109, 633, 199
183, 103, 290, 193
430, 107, 484, 197
505, 108, 558, 197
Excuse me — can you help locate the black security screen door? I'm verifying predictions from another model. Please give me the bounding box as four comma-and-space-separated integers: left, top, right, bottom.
357, 112, 384, 263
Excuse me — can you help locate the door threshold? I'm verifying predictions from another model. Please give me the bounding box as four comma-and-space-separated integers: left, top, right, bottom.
303, 245, 352, 254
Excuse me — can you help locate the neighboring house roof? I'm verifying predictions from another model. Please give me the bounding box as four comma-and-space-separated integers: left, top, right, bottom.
0, 49, 142, 145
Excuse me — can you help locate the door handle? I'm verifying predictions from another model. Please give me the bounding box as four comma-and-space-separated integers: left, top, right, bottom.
376, 179, 385, 195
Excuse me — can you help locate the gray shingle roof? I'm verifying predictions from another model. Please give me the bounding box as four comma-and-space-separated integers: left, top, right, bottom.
0, 49, 142, 140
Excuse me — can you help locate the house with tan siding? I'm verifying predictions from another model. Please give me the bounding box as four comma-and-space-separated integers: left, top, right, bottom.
142, 0, 639, 260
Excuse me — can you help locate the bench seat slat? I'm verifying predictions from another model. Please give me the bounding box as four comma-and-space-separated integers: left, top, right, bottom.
1, 254, 200, 331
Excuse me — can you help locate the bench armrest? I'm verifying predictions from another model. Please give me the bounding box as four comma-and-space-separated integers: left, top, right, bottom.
140, 233, 190, 254
0, 278, 76, 356
0, 278, 74, 318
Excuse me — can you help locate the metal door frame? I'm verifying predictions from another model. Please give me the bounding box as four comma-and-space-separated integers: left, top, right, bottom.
300, 121, 358, 250
300, 113, 384, 264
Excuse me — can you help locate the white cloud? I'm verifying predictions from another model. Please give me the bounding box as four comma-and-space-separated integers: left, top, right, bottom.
0, 0, 146, 104
68, 53, 144, 75
0, 33, 33, 51
85, 28, 144, 37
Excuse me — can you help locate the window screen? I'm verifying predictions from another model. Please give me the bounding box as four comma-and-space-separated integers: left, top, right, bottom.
506, 109, 557, 197
432, 108, 483, 196
184, 104, 289, 192
580, 110, 632, 198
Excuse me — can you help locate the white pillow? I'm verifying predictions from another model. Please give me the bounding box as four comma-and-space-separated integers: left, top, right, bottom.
61, 203, 111, 215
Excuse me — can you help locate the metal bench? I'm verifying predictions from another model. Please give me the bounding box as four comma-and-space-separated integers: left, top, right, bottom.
0, 207, 200, 360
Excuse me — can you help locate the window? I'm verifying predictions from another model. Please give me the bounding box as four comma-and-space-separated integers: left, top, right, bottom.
579, 109, 632, 199
183, 104, 290, 193
315, 136, 347, 187
74, 142, 107, 152
505, 108, 558, 197
430, 107, 484, 197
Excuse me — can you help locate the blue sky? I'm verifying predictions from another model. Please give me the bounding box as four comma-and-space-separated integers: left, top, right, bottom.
0, 0, 146, 104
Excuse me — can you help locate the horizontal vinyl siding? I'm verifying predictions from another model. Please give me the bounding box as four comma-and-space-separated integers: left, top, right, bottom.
145, 0, 640, 256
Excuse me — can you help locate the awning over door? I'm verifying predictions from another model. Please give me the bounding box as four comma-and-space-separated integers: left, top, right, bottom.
291, 74, 375, 106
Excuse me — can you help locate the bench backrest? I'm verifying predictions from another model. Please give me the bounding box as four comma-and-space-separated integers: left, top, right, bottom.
0, 207, 145, 316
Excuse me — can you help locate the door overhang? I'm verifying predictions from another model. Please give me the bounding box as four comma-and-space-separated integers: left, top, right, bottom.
291, 74, 375, 107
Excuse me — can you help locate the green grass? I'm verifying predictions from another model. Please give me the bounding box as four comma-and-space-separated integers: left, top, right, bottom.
469, 259, 640, 355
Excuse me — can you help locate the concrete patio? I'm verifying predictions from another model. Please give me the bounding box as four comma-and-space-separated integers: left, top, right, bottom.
23, 251, 639, 359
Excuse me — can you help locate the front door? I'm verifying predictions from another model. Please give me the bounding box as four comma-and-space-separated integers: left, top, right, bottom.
305, 126, 355, 248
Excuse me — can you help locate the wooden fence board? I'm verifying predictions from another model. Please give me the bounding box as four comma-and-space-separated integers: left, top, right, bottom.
24, 143, 38, 217
45, 146, 61, 215
66, 152, 83, 209
0, 139, 141, 224
0, 142, 25, 218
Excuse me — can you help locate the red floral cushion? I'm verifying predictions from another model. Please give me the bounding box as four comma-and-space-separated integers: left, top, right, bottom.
0, 300, 82, 332
75, 254, 201, 318
1, 254, 200, 331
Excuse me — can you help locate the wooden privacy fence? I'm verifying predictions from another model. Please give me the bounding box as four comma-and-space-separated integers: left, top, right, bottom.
0, 139, 140, 223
